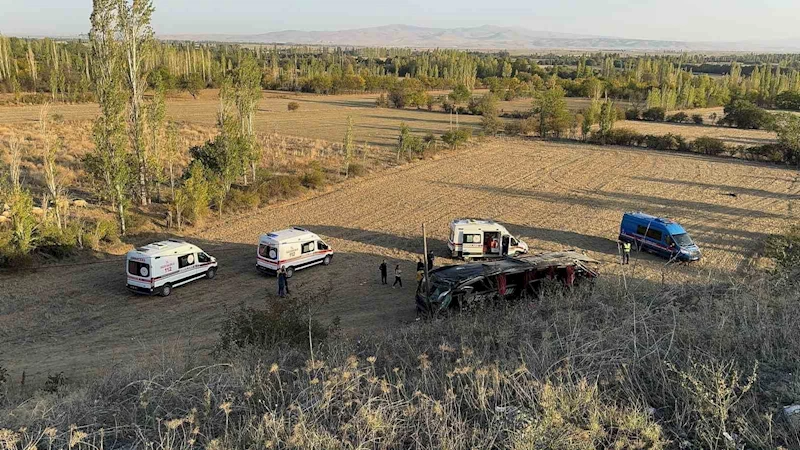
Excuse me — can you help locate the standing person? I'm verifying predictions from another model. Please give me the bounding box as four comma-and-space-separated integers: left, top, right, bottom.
427, 251, 435, 271
622, 241, 632, 265
392, 264, 402, 288
277, 266, 287, 297
379, 259, 388, 285
416, 258, 425, 289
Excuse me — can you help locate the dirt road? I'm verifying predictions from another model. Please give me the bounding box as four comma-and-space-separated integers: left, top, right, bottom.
2, 138, 798, 382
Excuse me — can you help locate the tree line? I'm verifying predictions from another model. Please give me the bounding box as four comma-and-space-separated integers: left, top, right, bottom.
4, 32, 800, 112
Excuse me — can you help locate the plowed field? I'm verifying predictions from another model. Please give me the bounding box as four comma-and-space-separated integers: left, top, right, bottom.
2, 138, 798, 382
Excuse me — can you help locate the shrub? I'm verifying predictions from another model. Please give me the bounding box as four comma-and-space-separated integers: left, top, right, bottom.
227, 188, 261, 212
256, 174, 303, 199
375, 93, 389, 108
441, 128, 472, 149
692, 137, 728, 156
667, 112, 689, 123
625, 108, 641, 120
642, 107, 666, 122
744, 144, 785, 163
692, 114, 704, 124
300, 167, 325, 189
348, 162, 367, 177
505, 117, 537, 136
721, 99, 774, 130
644, 133, 680, 151
765, 226, 800, 270
775, 91, 800, 111
287, 101, 300, 111
593, 128, 644, 146
217, 299, 330, 352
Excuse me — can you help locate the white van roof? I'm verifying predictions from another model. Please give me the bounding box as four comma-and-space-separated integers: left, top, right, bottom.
127, 239, 201, 259
451, 218, 499, 227
260, 227, 318, 244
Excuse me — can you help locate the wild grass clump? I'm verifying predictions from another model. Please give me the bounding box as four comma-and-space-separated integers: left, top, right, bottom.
287, 101, 300, 111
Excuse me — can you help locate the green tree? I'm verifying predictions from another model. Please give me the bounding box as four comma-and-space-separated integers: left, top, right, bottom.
146, 71, 166, 201
448, 83, 472, 128
533, 83, 569, 138
117, 0, 155, 206
598, 99, 617, 144
773, 113, 800, 164
234, 55, 263, 182
88, 0, 131, 235
183, 162, 210, 225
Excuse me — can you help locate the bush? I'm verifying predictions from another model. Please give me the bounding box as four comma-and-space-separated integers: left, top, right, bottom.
227, 188, 261, 212
721, 99, 774, 130
775, 91, 800, 111
625, 109, 641, 120
504, 117, 537, 136
217, 299, 330, 352
348, 162, 367, 177
287, 101, 300, 111
375, 93, 389, 108
253, 172, 303, 200
642, 107, 667, 122
692, 137, 728, 156
441, 128, 472, 149
692, 114, 704, 125
644, 133, 681, 151
300, 167, 325, 189
593, 128, 644, 146
744, 144, 786, 163
765, 226, 800, 270
667, 112, 689, 123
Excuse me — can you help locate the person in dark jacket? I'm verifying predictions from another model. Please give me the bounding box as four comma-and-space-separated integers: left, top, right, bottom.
277, 266, 288, 297
379, 259, 388, 284
427, 251, 435, 270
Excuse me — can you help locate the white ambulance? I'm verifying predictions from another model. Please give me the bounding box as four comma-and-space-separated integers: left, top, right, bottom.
256, 227, 333, 277
447, 218, 529, 260
126, 239, 218, 297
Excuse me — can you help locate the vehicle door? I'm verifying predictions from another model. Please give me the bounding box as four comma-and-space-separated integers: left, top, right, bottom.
501, 235, 510, 255
461, 231, 482, 258
177, 252, 198, 279
300, 240, 317, 265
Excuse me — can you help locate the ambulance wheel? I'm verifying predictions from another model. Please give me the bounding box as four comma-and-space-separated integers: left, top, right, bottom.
285, 267, 294, 278
322, 255, 332, 266
206, 267, 217, 280
160, 284, 172, 297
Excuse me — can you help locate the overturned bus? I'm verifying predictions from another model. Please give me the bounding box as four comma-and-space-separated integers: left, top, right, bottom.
415, 251, 599, 314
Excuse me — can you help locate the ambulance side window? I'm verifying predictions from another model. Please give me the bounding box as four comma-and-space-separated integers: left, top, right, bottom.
317, 241, 329, 251
511, 238, 519, 246
178, 254, 195, 268
301, 242, 315, 254
198, 252, 210, 263
464, 234, 481, 244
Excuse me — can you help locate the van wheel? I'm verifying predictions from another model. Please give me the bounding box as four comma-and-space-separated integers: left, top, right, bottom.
322, 255, 332, 266
285, 267, 294, 278
160, 284, 172, 297
206, 267, 217, 280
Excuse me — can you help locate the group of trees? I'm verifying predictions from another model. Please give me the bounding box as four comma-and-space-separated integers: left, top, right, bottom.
7, 30, 800, 115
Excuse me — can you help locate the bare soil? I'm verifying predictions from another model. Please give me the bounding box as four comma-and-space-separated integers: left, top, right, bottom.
2, 137, 798, 384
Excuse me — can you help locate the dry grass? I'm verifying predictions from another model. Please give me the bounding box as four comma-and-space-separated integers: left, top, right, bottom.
3, 272, 800, 448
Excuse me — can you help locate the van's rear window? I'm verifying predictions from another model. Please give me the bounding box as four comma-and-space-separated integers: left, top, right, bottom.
259, 244, 278, 260
128, 261, 150, 277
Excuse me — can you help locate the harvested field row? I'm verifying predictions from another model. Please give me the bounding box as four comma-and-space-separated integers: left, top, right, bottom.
2, 137, 798, 384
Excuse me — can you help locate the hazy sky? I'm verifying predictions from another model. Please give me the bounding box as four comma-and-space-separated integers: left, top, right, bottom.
0, 0, 797, 42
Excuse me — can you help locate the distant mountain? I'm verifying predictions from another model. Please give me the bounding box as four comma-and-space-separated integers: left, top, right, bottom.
162, 25, 800, 52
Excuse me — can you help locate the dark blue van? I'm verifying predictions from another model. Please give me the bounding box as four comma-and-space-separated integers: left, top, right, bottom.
619, 212, 701, 262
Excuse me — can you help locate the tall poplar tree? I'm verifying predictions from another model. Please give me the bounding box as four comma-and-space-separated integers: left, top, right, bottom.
117, 0, 154, 206
88, 0, 130, 234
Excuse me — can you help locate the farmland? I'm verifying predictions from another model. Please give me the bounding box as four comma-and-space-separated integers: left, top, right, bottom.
2, 134, 797, 383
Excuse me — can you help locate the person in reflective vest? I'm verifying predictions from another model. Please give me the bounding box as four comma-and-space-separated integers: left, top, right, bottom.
622, 242, 632, 265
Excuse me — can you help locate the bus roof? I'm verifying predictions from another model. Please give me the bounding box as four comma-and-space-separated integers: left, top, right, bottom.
450, 218, 498, 227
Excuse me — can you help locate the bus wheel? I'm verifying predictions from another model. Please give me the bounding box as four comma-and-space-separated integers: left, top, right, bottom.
322, 255, 332, 266
160, 284, 172, 297
206, 267, 217, 279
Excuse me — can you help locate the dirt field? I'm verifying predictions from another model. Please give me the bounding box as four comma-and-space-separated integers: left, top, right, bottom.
2, 137, 798, 383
